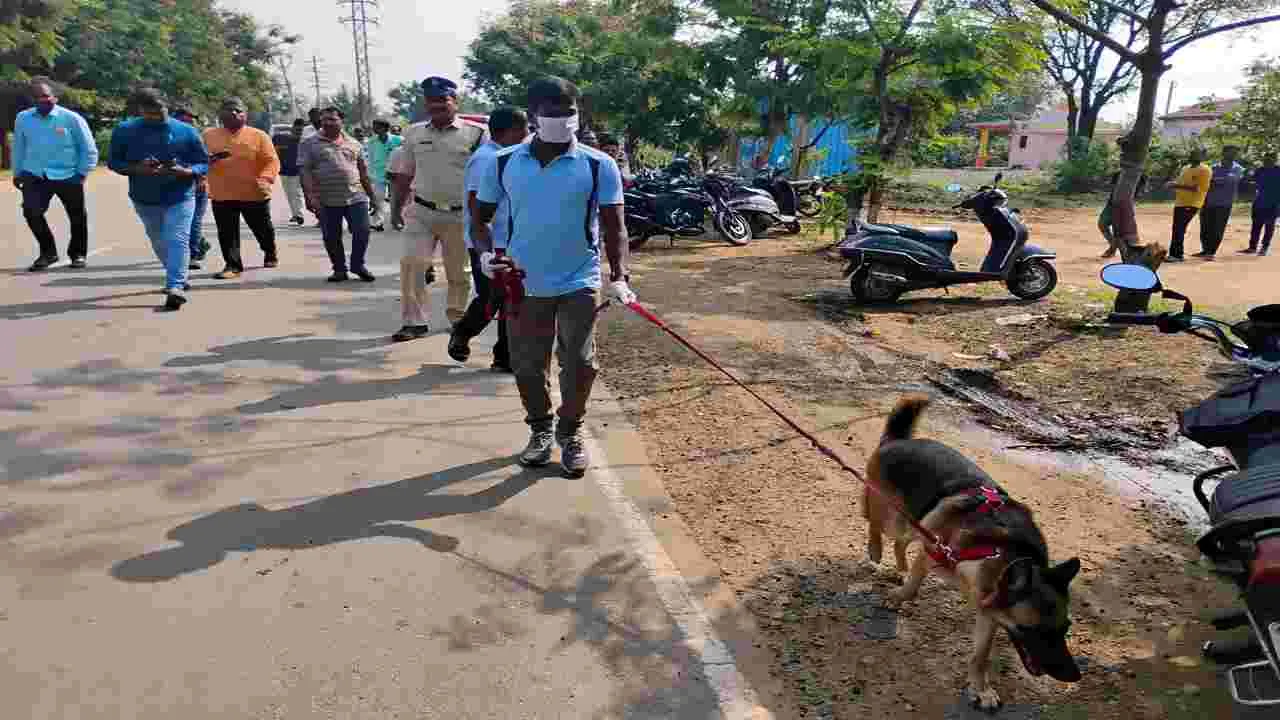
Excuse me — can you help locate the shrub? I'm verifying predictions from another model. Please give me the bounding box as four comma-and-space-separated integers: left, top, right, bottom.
911, 134, 977, 168
1050, 137, 1116, 193
95, 127, 113, 166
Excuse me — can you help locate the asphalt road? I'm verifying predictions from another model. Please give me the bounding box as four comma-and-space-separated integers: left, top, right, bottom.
0, 172, 772, 719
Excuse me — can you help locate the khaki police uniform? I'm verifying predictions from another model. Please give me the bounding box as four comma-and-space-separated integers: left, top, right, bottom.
394, 116, 487, 326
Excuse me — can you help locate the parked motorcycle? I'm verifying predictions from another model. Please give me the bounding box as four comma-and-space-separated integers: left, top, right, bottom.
725, 171, 801, 237
624, 172, 752, 249
1102, 262, 1280, 707
837, 173, 1058, 304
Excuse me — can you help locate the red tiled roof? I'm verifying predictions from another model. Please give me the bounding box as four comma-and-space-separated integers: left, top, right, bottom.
1160, 98, 1241, 121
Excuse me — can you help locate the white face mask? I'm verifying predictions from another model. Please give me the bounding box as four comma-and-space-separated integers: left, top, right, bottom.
535, 114, 579, 144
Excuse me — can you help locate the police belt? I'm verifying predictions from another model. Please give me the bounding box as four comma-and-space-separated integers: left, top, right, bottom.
414, 196, 464, 213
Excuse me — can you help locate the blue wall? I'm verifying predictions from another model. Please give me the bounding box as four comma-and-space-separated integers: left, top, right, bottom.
737, 116, 864, 177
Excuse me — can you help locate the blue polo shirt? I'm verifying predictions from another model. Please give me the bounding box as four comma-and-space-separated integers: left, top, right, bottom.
13, 105, 98, 180
107, 118, 209, 206
464, 141, 516, 250
477, 141, 623, 297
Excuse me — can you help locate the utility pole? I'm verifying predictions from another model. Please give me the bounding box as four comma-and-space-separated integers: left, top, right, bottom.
337, 0, 380, 127
1164, 80, 1177, 116
275, 54, 301, 120
310, 56, 325, 110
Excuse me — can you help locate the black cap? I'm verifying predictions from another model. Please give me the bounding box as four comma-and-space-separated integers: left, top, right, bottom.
422, 76, 458, 98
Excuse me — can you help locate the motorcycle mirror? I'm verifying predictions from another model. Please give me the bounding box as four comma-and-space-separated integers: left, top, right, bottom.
993, 172, 1004, 186
944, 183, 963, 193
1100, 263, 1161, 292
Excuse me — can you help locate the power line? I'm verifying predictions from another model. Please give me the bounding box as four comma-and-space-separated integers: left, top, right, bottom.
337, 0, 380, 126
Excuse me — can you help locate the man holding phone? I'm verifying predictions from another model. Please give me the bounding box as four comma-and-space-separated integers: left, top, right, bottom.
203, 97, 281, 279
107, 88, 209, 310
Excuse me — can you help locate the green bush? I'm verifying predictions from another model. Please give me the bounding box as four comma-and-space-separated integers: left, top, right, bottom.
1147, 139, 1202, 185
1050, 137, 1116, 193
95, 127, 113, 166
911, 134, 977, 168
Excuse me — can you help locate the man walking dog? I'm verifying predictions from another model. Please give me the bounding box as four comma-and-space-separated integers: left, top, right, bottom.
472, 77, 633, 477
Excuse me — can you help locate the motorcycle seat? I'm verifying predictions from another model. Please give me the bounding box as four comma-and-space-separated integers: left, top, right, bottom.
1211, 463, 1280, 520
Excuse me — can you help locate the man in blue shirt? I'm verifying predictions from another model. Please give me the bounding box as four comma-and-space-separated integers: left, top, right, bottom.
448, 106, 529, 372
108, 88, 209, 311
474, 77, 633, 477
12, 77, 98, 271
1243, 151, 1280, 257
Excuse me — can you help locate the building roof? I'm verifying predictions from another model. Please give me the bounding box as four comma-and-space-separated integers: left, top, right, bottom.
1160, 98, 1241, 121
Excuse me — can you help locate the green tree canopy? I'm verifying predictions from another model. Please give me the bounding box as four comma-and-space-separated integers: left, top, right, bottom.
1206, 57, 1280, 162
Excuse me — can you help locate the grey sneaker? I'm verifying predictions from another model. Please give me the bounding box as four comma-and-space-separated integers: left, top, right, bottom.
519, 430, 554, 467
557, 430, 589, 477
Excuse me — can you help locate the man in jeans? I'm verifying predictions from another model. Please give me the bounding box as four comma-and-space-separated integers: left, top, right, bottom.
300, 107, 378, 282
173, 108, 212, 269
12, 76, 98, 271
1242, 152, 1280, 257
107, 88, 208, 310
273, 119, 308, 225
1164, 148, 1212, 262
203, 97, 280, 279
1196, 145, 1245, 260
448, 106, 529, 372
473, 77, 633, 477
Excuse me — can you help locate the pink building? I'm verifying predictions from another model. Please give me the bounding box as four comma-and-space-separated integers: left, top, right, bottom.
1159, 99, 1240, 141
968, 105, 1125, 170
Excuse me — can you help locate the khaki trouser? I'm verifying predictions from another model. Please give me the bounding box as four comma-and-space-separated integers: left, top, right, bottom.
506, 288, 600, 433
401, 207, 470, 326
281, 175, 305, 218
369, 181, 386, 222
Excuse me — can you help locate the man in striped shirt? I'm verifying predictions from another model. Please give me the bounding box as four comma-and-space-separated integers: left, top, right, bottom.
299, 107, 378, 282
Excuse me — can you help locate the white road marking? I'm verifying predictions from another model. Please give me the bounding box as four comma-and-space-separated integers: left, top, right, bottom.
584, 432, 771, 720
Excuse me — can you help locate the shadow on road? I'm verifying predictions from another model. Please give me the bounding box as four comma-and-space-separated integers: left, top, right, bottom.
164, 333, 392, 373
237, 363, 507, 415
111, 456, 548, 582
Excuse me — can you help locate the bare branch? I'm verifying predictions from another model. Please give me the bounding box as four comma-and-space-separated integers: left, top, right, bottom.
858, 1, 884, 46
1094, 0, 1146, 26
892, 0, 927, 46
1164, 14, 1280, 58
1024, 0, 1141, 61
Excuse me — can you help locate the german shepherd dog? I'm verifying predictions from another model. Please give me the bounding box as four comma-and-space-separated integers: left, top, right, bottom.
864, 396, 1082, 711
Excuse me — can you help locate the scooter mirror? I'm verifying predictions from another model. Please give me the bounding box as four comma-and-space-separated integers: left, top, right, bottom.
1100, 263, 1161, 292
944, 183, 963, 193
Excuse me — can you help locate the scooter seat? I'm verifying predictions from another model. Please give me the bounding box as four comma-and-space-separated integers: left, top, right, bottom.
862, 223, 958, 248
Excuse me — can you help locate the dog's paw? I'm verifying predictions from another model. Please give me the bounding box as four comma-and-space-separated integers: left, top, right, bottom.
966, 685, 1002, 713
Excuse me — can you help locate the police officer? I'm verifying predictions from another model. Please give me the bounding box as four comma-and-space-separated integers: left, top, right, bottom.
388, 76, 486, 342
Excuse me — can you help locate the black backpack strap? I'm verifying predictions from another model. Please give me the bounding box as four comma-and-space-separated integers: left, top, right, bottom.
584, 156, 600, 250
470, 129, 484, 154
497, 152, 513, 248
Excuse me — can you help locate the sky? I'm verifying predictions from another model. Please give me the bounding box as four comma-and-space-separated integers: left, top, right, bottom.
220, 0, 1274, 123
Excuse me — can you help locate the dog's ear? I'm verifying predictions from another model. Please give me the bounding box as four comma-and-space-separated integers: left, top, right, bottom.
1045, 558, 1081, 592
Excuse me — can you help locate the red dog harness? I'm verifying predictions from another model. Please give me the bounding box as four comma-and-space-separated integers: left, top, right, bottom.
925, 486, 1008, 568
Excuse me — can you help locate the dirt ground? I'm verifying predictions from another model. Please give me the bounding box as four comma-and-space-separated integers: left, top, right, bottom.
597, 202, 1278, 719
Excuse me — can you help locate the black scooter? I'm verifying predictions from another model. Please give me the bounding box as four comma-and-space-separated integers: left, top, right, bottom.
837, 173, 1058, 304
1103, 263, 1280, 707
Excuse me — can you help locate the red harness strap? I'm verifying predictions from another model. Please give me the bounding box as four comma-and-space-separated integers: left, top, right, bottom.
616, 299, 962, 564
925, 486, 1008, 568
485, 257, 527, 321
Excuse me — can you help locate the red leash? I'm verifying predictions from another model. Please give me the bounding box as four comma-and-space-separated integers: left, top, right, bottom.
610, 299, 961, 568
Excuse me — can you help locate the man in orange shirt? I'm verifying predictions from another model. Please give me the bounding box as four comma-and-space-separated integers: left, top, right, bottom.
203, 97, 281, 279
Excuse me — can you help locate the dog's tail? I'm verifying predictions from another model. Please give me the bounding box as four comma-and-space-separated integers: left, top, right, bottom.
881, 395, 930, 445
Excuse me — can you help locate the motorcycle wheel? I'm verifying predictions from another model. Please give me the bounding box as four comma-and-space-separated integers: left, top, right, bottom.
749, 215, 771, 237
714, 210, 753, 246
850, 267, 902, 304
1006, 258, 1058, 301
785, 220, 802, 235
797, 193, 822, 218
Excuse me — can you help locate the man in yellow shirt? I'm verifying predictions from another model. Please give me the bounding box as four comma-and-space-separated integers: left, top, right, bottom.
1165, 147, 1212, 262
203, 97, 281, 279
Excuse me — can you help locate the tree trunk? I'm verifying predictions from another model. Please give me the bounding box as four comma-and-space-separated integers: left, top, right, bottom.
1111, 2, 1172, 313
1065, 93, 1079, 158
790, 115, 811, 177
1078, 106, 1101, 144
624, 129, 640, 170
